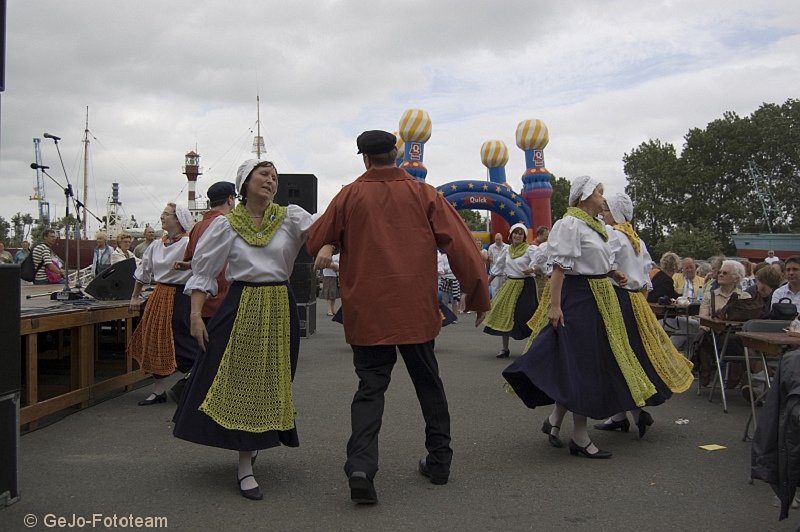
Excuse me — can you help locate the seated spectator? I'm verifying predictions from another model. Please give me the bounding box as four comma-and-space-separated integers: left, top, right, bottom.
672, 256, 704, 299
15, 240, 30, 264
759, 266, 786, 313
696, 261, 710, 280
771, 255, 800, 309
33, 229, 65, 285
647, 251, 680, 303
740, 259, 756, 291
740, 265, 785, 401
703, 256, 725, 294
0, 242, 12, 264
695, 260, 751, 388
771, 260, 786, 283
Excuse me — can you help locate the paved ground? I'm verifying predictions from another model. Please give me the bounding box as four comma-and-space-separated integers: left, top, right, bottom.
2, 304, 798, 531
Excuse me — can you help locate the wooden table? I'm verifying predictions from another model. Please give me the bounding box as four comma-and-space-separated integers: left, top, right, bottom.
698, 316, 746, 412
736, 330, 800, 439
736, 331, 800, 356
20, 297, 144, 427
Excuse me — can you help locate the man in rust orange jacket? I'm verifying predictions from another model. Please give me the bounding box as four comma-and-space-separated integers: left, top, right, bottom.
307, 130, 490, 505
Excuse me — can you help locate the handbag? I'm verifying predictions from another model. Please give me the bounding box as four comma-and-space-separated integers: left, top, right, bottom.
20, 246, 45, 282
712, 290, 766, 321
770, 297, 799, 320
46, 256, 64, 283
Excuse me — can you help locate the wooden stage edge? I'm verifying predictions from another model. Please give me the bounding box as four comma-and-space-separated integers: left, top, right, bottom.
20, 282, 145, 427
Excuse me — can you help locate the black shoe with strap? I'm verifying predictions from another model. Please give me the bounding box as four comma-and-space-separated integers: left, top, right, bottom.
593, 418, 631, 433
568, 440, 612, 459
137, 393, 166, 406
238, 474, 263, 501
541, 418, 564, 448
496, 349, 510, 359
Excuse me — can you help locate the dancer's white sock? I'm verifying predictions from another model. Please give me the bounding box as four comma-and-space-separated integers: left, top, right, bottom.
238, 452, 258, 490
548, 404, 567, 437
572, 414, 598, 453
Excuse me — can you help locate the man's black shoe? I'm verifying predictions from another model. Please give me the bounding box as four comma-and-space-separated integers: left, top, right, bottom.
348, 472, 377, 504
418, 458, 449, 485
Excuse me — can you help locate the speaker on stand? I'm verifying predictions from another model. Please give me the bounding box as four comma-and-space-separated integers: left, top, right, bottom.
275, 173, 319, 336
83, 258, 136, 300
0, 265, 21, 507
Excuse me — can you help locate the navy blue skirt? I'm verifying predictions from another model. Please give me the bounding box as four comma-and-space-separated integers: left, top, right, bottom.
614, 286, 671, 407
169, 284, 201, 375
172, 281, 300, 451
484, 277, 539, 340
502, 275, 655, 419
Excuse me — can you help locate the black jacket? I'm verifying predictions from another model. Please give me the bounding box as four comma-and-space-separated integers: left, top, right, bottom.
647, 269, 679, 303
751, 350, 800, 520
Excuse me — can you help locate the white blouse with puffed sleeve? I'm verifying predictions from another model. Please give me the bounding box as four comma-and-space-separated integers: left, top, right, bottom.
546, 216, 614, 276
185, 204, 314, 296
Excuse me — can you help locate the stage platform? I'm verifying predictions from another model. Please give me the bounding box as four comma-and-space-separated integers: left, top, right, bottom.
19, 283, 143, 428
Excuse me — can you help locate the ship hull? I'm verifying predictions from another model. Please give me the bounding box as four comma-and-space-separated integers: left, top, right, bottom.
732, 233, 800, 261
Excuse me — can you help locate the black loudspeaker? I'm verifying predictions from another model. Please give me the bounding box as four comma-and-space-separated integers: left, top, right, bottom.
297, 302, 316, 338
84, 258, 136, 300
0, 0, 6, 92
275, 173, 318, 214
276, 173, 318, 264
0, 264, 20, 506
0, 265, 20, 396
290, 263, 317, 304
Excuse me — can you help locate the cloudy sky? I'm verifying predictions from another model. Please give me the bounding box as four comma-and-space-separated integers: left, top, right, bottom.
1, 0, 798, 235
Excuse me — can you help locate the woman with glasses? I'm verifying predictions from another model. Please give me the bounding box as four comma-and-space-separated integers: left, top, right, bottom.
173, 160, 323, 501
694, 260, 751, 387
111, 233, 138, 265
128, 204, 199, 406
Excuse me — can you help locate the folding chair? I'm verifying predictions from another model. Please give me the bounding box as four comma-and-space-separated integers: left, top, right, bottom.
739, 319, 792, 440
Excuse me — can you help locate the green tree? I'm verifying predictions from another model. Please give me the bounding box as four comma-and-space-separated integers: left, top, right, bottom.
651, 226, 724, 261
0, 217, 9, 243
622, 139, 685, 249
10, 212, 35, 245
623, 98, 800, 256
550, 175, 570, 224
458, 209, 488, 231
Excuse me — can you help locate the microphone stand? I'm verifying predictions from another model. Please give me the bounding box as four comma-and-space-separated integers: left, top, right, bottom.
74, 199, 105, 289
40, 132, 88, 301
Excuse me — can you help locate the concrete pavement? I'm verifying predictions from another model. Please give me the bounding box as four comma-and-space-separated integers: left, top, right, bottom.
2, 304, 797, 531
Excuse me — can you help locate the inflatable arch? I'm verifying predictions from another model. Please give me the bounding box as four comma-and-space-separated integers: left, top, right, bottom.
396, 109, 553, 239
436, 181, 532, 228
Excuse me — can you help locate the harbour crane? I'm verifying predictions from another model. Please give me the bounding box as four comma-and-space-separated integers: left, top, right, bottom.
30, 138, 51, 225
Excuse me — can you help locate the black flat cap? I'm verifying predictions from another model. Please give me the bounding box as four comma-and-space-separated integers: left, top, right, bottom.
207, 181, 236, 202
357, 130, 397, 155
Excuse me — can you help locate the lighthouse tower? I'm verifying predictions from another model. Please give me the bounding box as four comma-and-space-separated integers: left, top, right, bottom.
183, 150, 204, 221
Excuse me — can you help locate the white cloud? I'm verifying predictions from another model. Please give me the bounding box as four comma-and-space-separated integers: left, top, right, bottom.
2, 0, 799, 235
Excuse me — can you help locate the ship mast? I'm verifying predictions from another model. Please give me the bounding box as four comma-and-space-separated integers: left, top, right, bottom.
82, 106, 90, 238
252, 95, 266, 160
